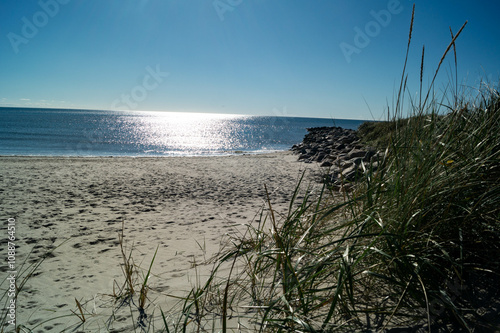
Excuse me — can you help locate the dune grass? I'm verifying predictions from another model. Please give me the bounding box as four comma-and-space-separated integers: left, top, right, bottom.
155, 6, 499, 332
157, 75, 499, 331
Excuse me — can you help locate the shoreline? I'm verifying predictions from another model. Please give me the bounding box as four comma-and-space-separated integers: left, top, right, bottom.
0, 149, 288, 159
0, 149, 290, 158
1, 152, 322, 331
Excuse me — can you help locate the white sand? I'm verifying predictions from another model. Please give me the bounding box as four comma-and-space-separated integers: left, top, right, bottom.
1, 152, 322, 332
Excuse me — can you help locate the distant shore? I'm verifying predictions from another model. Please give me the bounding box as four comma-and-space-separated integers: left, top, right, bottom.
0, 152, 321, 331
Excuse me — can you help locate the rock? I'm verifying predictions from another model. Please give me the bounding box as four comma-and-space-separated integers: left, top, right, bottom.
314, 152, 326, 162
348, 148, 366, 159
291, 125, 376, 185
352, 157, 363, 166
335, 143, 346, 151
340, 160, 354, 169
336, 152, 348, 160
320, 160, 333, 167
363, 149, 377, 162
298, 153, 310, 160
339, 135, 357, 145
342, 165, 362, 181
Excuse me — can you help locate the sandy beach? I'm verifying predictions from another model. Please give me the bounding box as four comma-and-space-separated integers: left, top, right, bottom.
1, 152, 322, 332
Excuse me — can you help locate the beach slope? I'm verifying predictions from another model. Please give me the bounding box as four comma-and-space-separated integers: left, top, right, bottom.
1, 152, 318, 332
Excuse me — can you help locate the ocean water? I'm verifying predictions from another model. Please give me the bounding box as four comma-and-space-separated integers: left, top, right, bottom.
0, 107, 365, 156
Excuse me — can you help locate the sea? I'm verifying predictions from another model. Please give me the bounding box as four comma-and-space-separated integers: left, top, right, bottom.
0, 107, 366, 157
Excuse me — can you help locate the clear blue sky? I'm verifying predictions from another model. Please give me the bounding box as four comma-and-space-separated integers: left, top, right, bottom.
1, 1, 499, 120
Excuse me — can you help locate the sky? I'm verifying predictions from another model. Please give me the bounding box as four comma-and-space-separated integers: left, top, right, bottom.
1, 1, 499, 120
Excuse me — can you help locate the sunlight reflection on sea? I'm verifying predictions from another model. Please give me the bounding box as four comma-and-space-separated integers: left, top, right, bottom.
0, 108, 365, 156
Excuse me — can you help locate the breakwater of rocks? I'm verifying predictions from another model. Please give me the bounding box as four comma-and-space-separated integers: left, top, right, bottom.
291, 126, 382, 187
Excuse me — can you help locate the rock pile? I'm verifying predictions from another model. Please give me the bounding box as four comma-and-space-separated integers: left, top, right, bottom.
291, 126, 382, 185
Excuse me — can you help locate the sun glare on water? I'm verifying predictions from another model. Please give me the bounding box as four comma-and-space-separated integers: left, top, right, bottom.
121, 111, 250, 155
